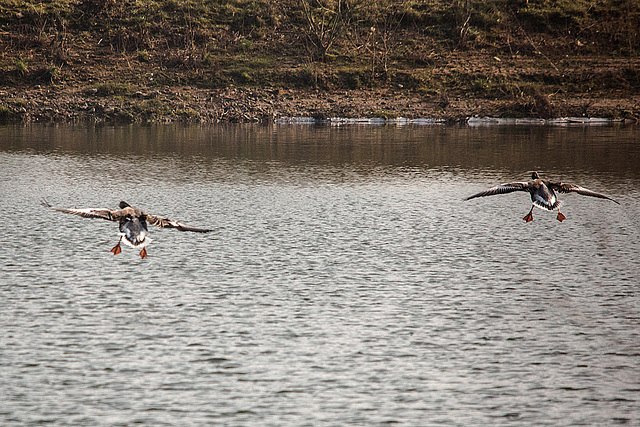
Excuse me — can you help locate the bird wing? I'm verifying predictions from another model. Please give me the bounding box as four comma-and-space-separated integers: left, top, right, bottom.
42, 200, 117, 221
146, 213, 212, 232
465, 182, 530, 201
549, 183, 620, 204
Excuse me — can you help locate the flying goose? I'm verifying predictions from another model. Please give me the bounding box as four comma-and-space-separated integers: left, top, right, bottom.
465, 171, 619, 222
43, 201, 212, 258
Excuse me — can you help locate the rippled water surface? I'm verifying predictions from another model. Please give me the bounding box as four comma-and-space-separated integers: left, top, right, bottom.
1, 124, 639, 426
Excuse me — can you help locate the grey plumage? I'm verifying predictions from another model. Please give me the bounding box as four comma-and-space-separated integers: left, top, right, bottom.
465, 171, 619, 222
43, 200, 212, 257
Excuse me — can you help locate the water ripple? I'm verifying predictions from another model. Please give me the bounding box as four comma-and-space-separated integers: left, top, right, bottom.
0, 124, 639, 425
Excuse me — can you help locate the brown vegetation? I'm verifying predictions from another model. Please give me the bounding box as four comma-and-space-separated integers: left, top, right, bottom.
0, 0, 639, 122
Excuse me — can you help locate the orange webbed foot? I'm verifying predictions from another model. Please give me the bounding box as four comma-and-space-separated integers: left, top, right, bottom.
110, 244, 122, 255
523, 213, 534, 222
139, 247, 148, 259
557, 212, 566, 222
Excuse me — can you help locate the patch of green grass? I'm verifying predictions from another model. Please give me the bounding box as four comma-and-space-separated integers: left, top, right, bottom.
176, 108, 199, 119
369, 109, 398, 119
229, 66, 253, 84
137, 50, 150, 62
38, 65, 60, 83
129, 99, 172, 119
14, 60, 27, 75
336, 66, 376, 89
89, 82, 137, 97
202, 54, 214, 67
239, 38, 253, 51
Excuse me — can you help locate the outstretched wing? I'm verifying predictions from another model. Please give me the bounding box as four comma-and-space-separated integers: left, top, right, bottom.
549, 183, 620, 204
146, 213, 212, 232
42, 200, 117, 221
465, 182, 530, 201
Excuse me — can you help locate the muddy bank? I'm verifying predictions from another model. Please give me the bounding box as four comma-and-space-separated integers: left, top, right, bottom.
1, 85, 638, 124
2, 1, 640, 124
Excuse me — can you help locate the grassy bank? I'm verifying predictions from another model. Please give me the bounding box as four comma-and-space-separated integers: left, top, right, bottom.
1, 0, 639, 122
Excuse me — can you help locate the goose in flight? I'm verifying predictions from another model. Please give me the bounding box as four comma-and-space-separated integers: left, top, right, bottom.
43, 201, 212, 258
465, 171, 619, 222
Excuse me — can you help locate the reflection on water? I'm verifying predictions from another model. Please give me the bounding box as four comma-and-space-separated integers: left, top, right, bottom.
2, 123, 640, 175
0, 124, 639, 426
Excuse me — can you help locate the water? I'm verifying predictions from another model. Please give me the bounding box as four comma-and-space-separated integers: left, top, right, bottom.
1, 123, 639, 426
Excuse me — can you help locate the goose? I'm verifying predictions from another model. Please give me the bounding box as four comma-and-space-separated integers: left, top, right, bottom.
43, 201, 212, 258
465, 172, 619, 222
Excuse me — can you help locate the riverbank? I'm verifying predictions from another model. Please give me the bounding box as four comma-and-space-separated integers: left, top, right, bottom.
2, 83, 638, 124
1, 1, 639, 124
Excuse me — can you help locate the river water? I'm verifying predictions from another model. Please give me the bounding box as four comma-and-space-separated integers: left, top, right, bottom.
1, 123, 639, 426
